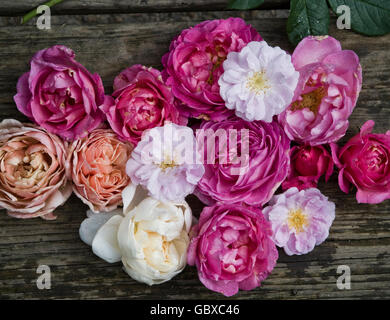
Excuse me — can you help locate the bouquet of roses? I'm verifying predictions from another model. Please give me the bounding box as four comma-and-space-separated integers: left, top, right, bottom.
2, 17, 388, 297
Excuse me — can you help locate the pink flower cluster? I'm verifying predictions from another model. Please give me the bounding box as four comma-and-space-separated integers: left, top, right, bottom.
4, 17, 387, 297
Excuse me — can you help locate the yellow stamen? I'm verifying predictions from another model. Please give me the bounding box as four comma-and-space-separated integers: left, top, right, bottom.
246, 71, 270, 94
287, 209, 309, 233
291, 87, 326, 115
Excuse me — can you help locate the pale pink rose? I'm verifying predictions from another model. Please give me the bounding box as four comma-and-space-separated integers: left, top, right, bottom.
14, 45, 111, 140
278, 36, 362, 145
219, 41, 299, 122
188, 203, 278, 297
68, 128, 133, 213
332, 120, 390, 204
162, 17, 262, 121
282, 144, 333, 191
102, 65, 183, 146
264, 187, 335, 255
0, 119, 71, 220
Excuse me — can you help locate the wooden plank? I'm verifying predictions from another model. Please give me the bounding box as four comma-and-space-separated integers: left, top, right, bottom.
0, 0, 290, 15
0, 10, 390, 299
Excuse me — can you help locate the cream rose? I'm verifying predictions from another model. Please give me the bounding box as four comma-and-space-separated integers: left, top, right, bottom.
80, 184, 191, 285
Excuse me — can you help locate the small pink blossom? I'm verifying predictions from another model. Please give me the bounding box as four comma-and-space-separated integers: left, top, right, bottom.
219, 41, 299, 122
126, 123, 204, 203
263, 187, 335, 255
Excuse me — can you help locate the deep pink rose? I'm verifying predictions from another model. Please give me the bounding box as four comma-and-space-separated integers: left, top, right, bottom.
0, 119, 71, 220
162, 17, 262, 121
332, 120, 390, 204
187, 203, 278, 297
102, 65, 183, 146
282, 144, 333, 191
278, 36, 362, 145
195, 117, 290, 206
14, 45, 110, 140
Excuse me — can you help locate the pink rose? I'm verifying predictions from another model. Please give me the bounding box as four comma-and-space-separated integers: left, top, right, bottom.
188, 203, 278, 297
0, 119, 71, 220
14, 45, 110, 140
102, 65, 183, 146
264, 187, 335, 256
282, 144, 333, 191
332, 120, 390, 204
278, 36, 362, 145
68, 128, 133, 213
195, 117, 290, 206
162, 17, 262, 121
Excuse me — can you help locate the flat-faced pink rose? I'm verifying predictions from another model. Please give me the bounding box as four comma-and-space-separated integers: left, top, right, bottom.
282, 144, 333, 191
332, 120, 390, 204
162, 17, 262, 121
68, 128, 133, 213
188, 203, 278, 297
14, 45, 111, 140
102, 65, 183, 146
278, 36, 362, 145
0, 119, 71, 220
195, 117, 290, 206
263, 187, 335, 255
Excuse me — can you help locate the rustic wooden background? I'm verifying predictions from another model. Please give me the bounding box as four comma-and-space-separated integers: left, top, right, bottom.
0, 0, 389, 300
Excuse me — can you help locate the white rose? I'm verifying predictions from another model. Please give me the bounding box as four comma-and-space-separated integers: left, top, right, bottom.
80, 183, 192, 285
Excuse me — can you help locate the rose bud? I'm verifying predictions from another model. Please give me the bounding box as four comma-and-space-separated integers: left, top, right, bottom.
14, 45, 111, 140
282, 144, 333, 190
332, 120, 390, 204
0, 119, 71, 219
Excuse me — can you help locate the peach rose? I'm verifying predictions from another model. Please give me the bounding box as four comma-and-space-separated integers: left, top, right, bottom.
0, 119, 71, 220
68, 128, 133, 213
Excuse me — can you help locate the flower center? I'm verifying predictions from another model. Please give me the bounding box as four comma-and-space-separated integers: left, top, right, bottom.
291, 87, 326, 114
246, 71, 270, 94
159, 155, 178, 171
287, 209, 309, 233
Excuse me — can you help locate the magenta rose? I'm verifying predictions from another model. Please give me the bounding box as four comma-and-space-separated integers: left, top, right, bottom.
282, 144, 333, 191
162, 17, 262, 121
102, 65, 183, 146
278, 36, 362, 145
188, 203, 278, 297
195, 117, 290, 206
14, 45, 110, 140
332, 120, 390, 204
0, 119, 71, 220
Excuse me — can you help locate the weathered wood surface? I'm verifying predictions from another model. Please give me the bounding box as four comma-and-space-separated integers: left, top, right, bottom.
0, 0, 290, 14
0, 5, 390, 300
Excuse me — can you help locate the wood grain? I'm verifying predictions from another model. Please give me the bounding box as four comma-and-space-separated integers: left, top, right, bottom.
0, 8, 389, 299
0, 0, 290, 14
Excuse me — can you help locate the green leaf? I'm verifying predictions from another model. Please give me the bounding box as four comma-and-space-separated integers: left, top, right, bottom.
227, 0, 265, 10
287, 0, 330, 45
328, 0, 390, 36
